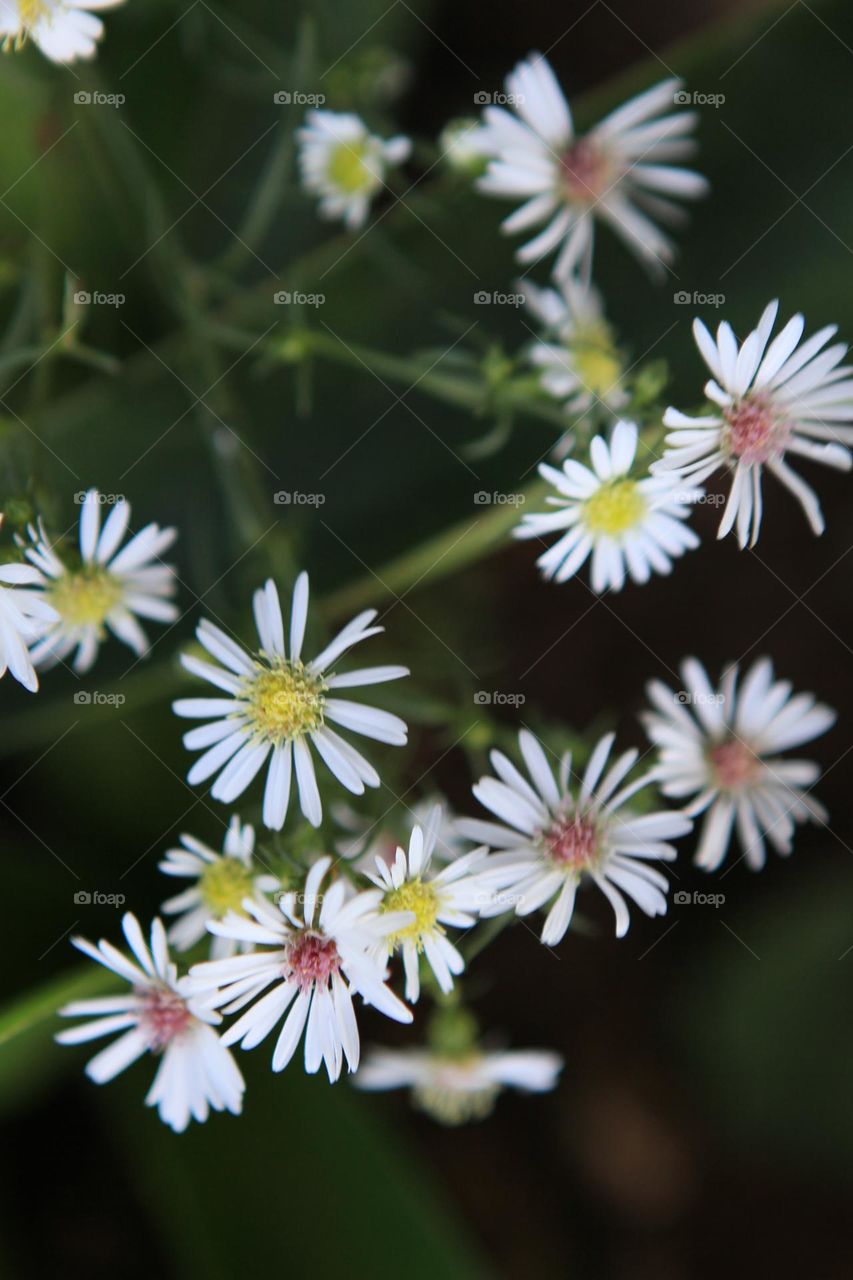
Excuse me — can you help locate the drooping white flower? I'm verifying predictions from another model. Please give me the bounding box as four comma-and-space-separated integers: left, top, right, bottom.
173, 573, 408, 830
365, 812, 488, 1003
356, 1044, 563, 1124
56, 913, 244, 1133
0, 560, 58, 692
333, 795, 467, 867
0, 0, 124, 63
655, 300, 853, 546
297, 110, 411, 230
476, 53, 707, 279
438, 118, 491, 175
20, 490, 178, 674
515, 419, 701, 591
520, 275, 627, 415
643, 657, 835, 872
158, 815, 280, 959
458, 729, 692, 944
188, 856, 414, 1082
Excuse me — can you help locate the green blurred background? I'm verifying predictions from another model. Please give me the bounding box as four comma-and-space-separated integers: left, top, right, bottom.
2, 0, 853, 1275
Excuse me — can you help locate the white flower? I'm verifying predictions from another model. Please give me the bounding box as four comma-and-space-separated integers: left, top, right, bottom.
355, 1044, 563, 1124
173, 573, 408, 831
297, 110, 411, 230
476, 53, 707, 279
333, 795, 467, 867
0, 560, 58, 692
521, 275, 628, 415
458, 729, 692, 944
655, 301, 853, 546
188, 856, 414, 1082
158, 815, 280, 958
20, 489, 178, 674
56, 913, 244, 1133
438, 118, 491, 174
365, 812, 488, 1003
0, 0, 124, 63
643, 657, 835, 872
514, 419, 701, 591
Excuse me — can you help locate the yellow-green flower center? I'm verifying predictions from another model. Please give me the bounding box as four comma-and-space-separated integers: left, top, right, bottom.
383, 878, 439, 946
18, 0, 50, 28
49, 569, 122, 631
199, 858, 254, 918
582, 479, 646, 537
572, 344, 622, 398
245, 661, 326, 743
327, 140, 379, 195
412, 1069, 500, 1125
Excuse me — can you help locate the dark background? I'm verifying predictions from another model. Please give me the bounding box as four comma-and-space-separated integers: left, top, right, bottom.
1, 0, 852, 1276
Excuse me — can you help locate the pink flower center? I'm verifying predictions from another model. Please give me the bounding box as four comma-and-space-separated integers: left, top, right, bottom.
708, 739, 760, 790
138, 987, 192, 1051
286, 930, 341, 992
560, 138, 611, 202
723, 396, 789, 464
544, 812, 599, 870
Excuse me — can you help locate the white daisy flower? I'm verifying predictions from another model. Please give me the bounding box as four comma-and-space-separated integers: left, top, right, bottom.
56, 913, 244, 1133
0, 560, 58, 692
158, 815, 280, 959
20, 489, 178, 674
521, 275, 628, 415
356, 1044, 563, 1124
514, 419, 701, 591
188, 856, 414, 1082
365, 812, 488, 1003
655, 300, 853, 546
297, 110, 411, 230
476, 53, 707, 279
173, 573, 408, 831
457, 728, 692, 944
0, 0, 124, 63
643, 657, 835, 872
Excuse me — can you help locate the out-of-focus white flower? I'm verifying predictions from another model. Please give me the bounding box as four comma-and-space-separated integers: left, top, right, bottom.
0, 0, 124, 63
521, 276, 627, 415
0, 559, 57, 692
297, 110, 411, 229
643, 656, 835, 871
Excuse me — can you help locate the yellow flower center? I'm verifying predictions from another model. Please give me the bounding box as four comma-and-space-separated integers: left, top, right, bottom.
17, 0, 51, 28
327, 140, 379, 195
383, 878, 439, 946
572, 344, 622, 398
49, 569, 122, 631
245, 661, 326, 743
198, 858, 254, 918
582, 479, 646, 537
